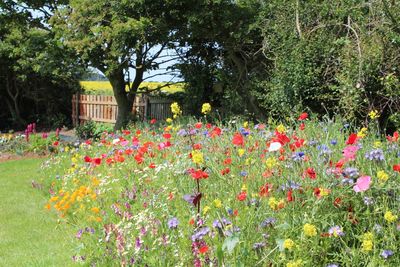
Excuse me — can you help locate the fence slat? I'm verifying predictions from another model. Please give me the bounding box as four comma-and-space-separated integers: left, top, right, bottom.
71, 94, 173, 125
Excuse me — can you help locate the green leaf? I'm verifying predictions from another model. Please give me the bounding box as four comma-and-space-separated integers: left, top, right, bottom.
222, 235, 239, 255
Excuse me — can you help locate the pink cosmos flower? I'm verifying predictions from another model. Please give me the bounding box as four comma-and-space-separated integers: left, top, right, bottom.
343, 145, 359, 160
353, 176, 371, 192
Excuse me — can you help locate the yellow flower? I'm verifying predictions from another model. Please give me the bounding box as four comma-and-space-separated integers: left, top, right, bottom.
377, 170, 389, 183
276, 124, 286, 133
303, 223, 317, 237
166, 118, 173, 124
283, 239, 295, 250
357, 127, 368, 138
203, 205, 211, 215
241, 184, 247, 192
91, 207, 100, 213
191, 150, 204, 165
201, 103, 212, 115
213, 199, 222, 208
243, 121, 249, 128
319, 188, 330, 197
363, 232, 374, 241
286, 260, 303, 267
373, 141, 382, 148
268, 197, 278, 210
368, 110, 380, 120
238, 148, 245, 157
170, 102, 182, 116
361, 233, 374, 252
361, 240, 373, 252
384, 211, 398, 223
265, 157, 278, 169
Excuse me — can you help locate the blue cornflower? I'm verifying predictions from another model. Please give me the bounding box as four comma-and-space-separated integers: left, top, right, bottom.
381, 250, 394, 259
365, 149, 385, 161
167, 217, 179, 229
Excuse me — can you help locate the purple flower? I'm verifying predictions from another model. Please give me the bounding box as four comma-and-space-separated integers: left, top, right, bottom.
365, 149, 385, 161
342, 167, 359, 178
381, 250, 394, 259
330, 139, 337, 145
328, 226, 344, 237
177, 129, 188, 136
260, 217, 276, 228
75, 229, 83, 239
213, 218, 231, 229
326, 264, 339, 267
191, 227, 210, 241
317, 145, 332, 155
253, 242, 266, 250
291, 152, 305, 161
168, 217, 179, 229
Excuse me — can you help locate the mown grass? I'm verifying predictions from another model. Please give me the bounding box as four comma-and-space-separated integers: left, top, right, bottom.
0, 158, 76, 267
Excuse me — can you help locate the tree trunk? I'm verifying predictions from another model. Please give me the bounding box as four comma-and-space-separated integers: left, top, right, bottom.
228, 51, 267, 121
5, 74, 25, 127
108, 69, 132, 130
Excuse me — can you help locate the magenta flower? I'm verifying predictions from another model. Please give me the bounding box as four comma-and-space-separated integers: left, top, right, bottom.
353, 176, 371, 192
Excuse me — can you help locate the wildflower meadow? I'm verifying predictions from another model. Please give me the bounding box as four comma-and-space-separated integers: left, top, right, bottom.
40, 104, 400, 266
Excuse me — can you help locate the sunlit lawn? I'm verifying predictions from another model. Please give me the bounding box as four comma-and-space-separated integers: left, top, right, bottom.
0, 158, 76, 267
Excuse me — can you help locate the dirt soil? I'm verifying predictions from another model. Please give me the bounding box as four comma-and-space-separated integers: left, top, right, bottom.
0, 152, 49, 163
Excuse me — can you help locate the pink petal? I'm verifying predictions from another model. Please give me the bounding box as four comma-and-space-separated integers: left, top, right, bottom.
353, 176, 371, 192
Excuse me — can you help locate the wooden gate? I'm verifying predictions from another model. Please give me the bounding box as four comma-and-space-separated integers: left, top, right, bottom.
72, 94, 173, 125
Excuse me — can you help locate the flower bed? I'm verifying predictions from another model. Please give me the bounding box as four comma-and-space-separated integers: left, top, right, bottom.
43, 113, 400, 266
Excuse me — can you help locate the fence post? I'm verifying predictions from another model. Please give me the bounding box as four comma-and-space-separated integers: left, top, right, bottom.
75, 90, 80, 126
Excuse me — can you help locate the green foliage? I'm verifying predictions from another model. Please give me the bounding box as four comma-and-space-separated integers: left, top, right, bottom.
75, 121, 113, 140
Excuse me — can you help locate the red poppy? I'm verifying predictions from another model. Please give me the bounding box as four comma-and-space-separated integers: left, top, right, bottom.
168, 192, 174, 200
53, 141, 59, 146
304, 167, 317, 179
232, 133, 244, 146
387, 131, 399, 142
333, 197, 342, 208
92, 157, 102, 165
299, 123, 305, 131
298, 112, 308, 120
199, 246, 209, 254
220, 168, 230, 175
189, 168, 209, 179
273, 131, 291, 145
223, 158, 232, 165
163, 133, 171, 139
125, 148, 134, 155
193, 143, 202, 150
393, 164, 400, 172
122, 130, 131, 135
345, 133, 358, 145
206, 123, 212, 129
150, 118, 156, 124
84, 156, 92, 163
210, 127, 222, 138
134, 153, 144, 164
287, 190, 294, 202
106, 158, 115, 165
149, 163, 156, 169
259, 183, 272, 197
237, 191, 247, 201
194, 122, 203, 129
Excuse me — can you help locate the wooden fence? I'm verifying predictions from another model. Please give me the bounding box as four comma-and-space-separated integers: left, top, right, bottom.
72, 94, 173, 126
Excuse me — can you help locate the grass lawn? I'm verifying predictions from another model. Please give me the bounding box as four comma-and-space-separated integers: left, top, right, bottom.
0, 158, 76, 267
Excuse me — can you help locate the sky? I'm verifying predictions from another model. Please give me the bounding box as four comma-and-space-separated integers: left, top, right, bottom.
30, 8, 181, 82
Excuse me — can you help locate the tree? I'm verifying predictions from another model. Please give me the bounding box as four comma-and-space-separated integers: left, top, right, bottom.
0, 0, 81, 129
51, 0, 189, 129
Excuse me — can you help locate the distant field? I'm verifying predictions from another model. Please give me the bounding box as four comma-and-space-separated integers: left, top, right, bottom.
80, 81, 185, 95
